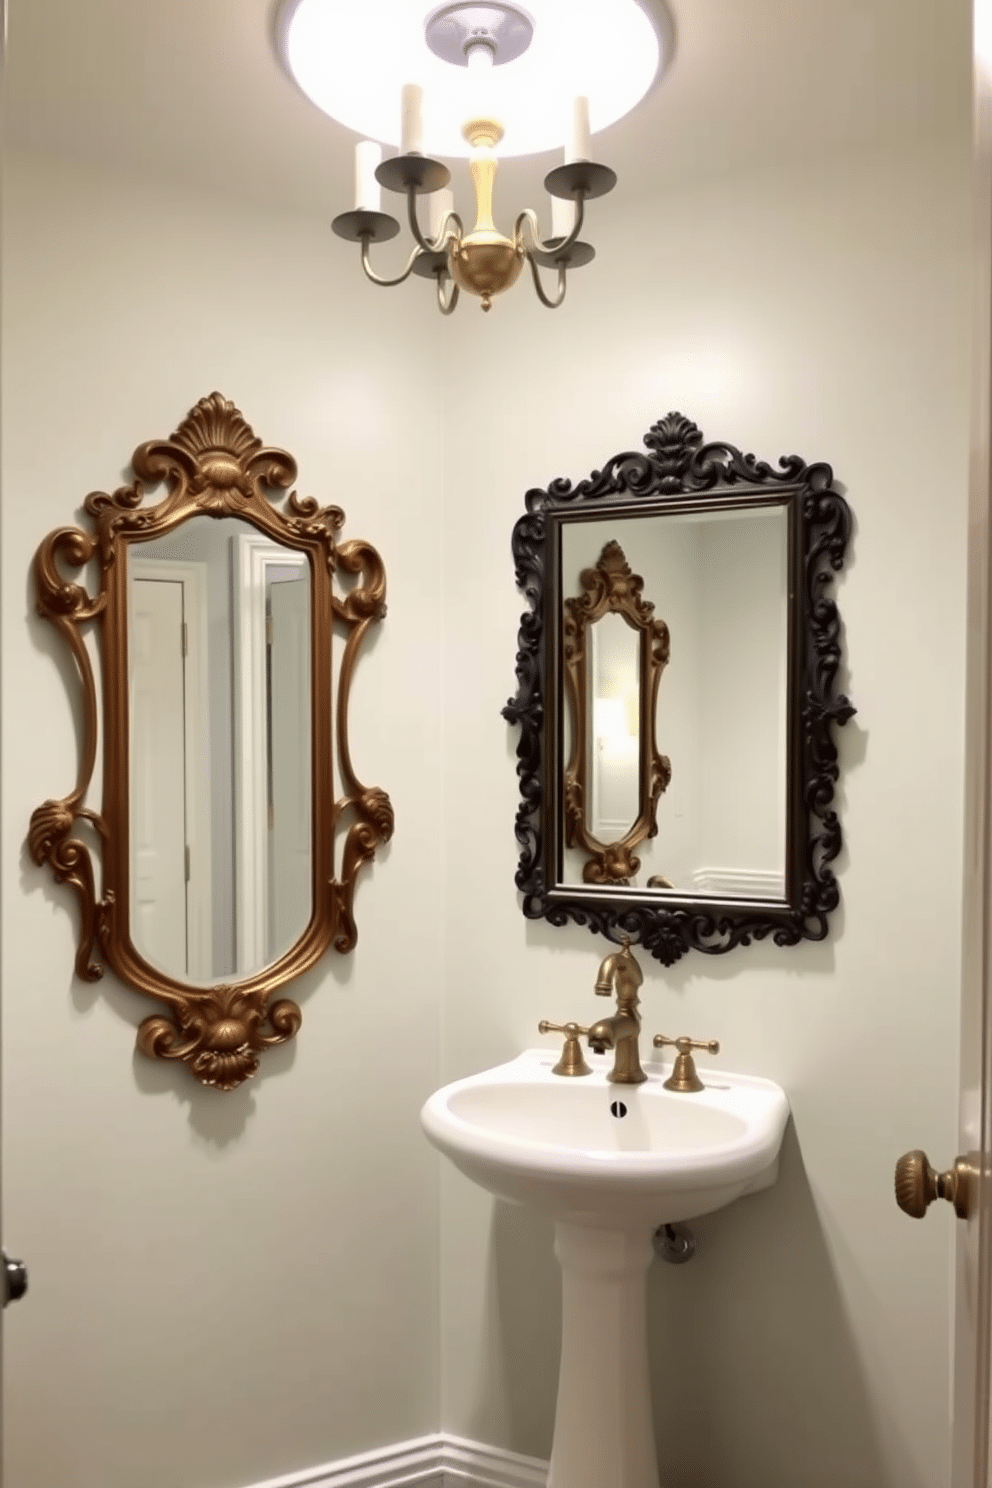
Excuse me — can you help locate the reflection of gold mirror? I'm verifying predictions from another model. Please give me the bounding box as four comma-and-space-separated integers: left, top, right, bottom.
29, 393, 392, 1091
562, 541, 671, 884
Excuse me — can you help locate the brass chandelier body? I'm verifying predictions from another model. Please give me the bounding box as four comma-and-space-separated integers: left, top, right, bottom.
332, 116, 616, 314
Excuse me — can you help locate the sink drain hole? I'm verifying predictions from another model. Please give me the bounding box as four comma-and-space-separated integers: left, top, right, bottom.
610, 1100, 628, 1119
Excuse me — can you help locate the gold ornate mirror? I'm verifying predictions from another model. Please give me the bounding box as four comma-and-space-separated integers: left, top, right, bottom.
562, 541, 671, 885
29, 393, 392, 1091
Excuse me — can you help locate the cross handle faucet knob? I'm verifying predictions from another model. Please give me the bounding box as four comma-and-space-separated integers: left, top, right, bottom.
652, 1034, 721, 1093
538, 1020, 594, 1078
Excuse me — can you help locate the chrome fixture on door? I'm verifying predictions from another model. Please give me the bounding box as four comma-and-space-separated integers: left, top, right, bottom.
894, 1149, 974, 1220
3, 1251, 28, 1306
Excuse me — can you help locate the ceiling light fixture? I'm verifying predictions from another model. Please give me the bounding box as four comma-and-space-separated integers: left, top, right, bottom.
279, 0, 670, 313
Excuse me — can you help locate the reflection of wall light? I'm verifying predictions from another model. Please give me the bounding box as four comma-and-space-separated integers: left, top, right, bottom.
593, 697, 638, 769
594, 696, 628, 744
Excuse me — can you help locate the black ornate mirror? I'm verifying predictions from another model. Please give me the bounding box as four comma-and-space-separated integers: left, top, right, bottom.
503, 412, 855, 966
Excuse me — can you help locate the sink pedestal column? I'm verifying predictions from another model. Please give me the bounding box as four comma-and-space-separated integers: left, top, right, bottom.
549, 1222, 659, 1488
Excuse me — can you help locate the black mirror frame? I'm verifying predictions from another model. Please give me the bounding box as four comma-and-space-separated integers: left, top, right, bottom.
502, 412, 856, 967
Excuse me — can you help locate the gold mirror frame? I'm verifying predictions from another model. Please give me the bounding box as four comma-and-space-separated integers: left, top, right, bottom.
28, 393, 392, 1091
562, 541, 671, 884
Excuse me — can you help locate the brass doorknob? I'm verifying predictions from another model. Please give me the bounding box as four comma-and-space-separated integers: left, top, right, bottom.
894, 1149, 973, 1221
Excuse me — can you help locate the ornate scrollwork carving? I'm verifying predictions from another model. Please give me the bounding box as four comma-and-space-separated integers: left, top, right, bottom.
135, 988, 304, 1093
503, 412, 855, 965
30, 394, 391, 1090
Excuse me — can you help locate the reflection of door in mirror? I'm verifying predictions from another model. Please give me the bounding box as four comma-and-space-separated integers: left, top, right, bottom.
128, 556, 212, 980
234, 533, 313, 977
266, 568, 311, 962
126, 518, 314, 986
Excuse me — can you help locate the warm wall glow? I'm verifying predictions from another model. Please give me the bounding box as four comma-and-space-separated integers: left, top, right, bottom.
978, 0, 992, 73
279, 0, 664, 159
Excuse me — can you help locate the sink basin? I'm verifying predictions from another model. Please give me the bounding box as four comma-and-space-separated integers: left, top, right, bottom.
421, 1048, 790, 1227
422, 1047, 790, 1488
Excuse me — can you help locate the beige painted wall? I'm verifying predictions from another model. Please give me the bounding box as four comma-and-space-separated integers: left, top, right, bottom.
1, 152, 444, 1488
438, 143, 970, 1488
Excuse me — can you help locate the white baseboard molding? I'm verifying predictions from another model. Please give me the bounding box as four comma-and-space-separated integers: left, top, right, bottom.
690, 865, 785, 899
437, 1436, 547, 1487
245, 1434, 548, 1488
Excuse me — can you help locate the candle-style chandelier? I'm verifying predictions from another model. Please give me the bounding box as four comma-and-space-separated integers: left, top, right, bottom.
332, 6, 616, 313
279, 0, 669, 316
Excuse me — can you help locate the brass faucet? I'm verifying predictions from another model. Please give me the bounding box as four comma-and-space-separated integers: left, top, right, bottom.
587, 937, 647, 1085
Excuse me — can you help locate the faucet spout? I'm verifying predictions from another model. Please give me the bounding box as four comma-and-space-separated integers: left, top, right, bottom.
595, 942, 643, 1003
590, 938, 647, 1085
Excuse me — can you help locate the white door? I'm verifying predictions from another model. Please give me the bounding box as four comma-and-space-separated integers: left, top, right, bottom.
267, 571, 312, 961
899, 8, 992, 1484
128, 576, 189, 973
233, 535, 310, 974
128, 559, 212, 981
959, 7, 992, 1482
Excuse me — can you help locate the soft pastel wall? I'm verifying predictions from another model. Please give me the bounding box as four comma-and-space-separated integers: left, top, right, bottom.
1, 40, 974, 1488
439, 140, 970, 1488
1, 151, 444, 1488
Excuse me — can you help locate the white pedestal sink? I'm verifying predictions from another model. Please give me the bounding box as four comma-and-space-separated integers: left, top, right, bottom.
421, 1049, 789, 1488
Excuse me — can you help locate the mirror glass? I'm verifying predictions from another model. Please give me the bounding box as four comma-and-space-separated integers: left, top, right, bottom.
560, 504, 788, 899
126, 516, 313, 984
589, 613, 641, 839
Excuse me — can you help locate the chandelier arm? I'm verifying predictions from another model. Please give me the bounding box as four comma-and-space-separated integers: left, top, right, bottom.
407, 188, 462, 255
514, 195, 585, 256
359, 237, 424, 287
436, 273, 460, 315
526, 252, 568, 310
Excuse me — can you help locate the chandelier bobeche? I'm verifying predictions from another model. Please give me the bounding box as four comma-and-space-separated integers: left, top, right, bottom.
330, 3, 618, 313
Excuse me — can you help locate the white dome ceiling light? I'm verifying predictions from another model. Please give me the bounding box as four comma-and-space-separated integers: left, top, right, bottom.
278, 0, 673, 313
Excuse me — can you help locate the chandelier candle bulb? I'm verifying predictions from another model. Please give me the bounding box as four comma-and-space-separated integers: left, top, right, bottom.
566, 94, 591, 164
552, 193, 576, 241
354, 140, 382, 212
429, 187, 454, 240
400, 82, 424, 154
